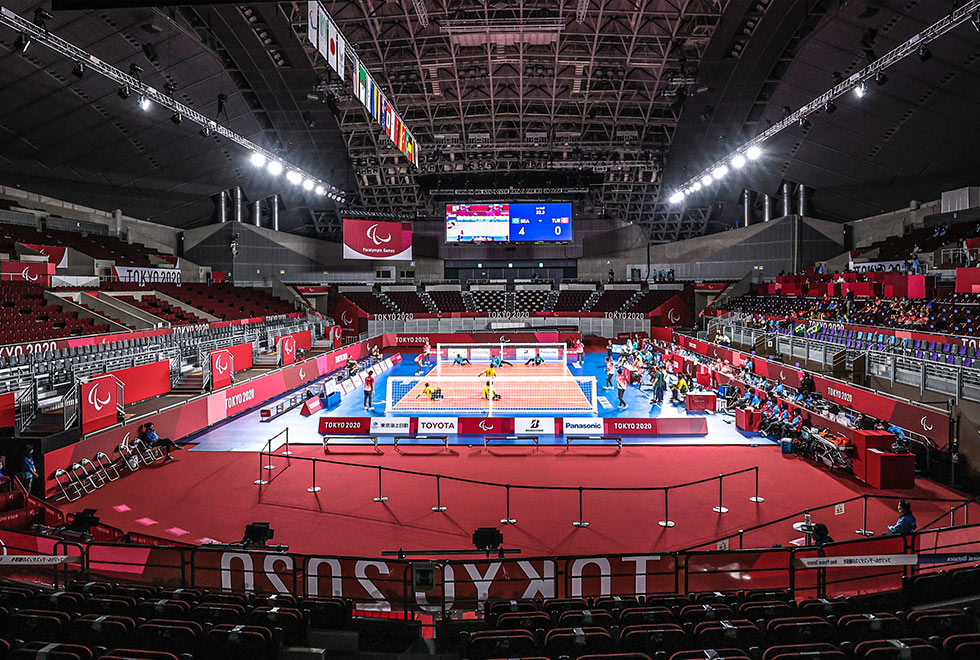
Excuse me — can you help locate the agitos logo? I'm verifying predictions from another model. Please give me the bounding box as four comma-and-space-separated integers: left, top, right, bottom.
366, 223, 392, 246
88, 382, 111, 411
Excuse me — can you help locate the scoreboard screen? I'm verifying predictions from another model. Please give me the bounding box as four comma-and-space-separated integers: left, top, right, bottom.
445, 202, 572, 243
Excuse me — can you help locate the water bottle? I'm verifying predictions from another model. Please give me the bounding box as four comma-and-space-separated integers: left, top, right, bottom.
805, 510, 812, 526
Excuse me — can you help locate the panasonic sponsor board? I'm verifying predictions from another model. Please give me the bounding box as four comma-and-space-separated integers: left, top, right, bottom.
417, 417, 459, 434
562, 417, 604, 435
515, 417, 553, 435
370, 417, 412, 434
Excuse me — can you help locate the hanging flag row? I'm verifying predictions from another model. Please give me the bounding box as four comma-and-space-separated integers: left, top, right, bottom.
307, 2, 419, 167
308, 1, 346, 81
355, 61, 419, 166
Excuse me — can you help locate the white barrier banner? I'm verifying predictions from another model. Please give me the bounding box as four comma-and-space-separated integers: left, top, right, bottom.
0, 555, 79, 565
797, 554, 917, 568
113, 266, 181, 286
515, 417, 554, 434
370, 417, 411, 434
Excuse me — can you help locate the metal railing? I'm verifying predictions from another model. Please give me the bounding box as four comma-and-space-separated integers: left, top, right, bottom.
14, 380, 37, 436
713, 321, 980, 404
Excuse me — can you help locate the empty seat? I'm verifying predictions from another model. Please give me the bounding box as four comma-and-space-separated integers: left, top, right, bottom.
133, 620, 202, 656
838, 613, 905, 641
767, 616, 835, 645
944, 633, 980, 660
11, 642, 93, 660
853, 638, 940, 659
497, 611, 552, 631
300, 596, 349, 630
543, 627, 614, 659
763, 643, 844, 660
246, 605, 306, 644
468, 630, 538, 660
906, 608, 975, 638
558, 609, 616, 628
620, 624, 688, 657
693, 619, 761, 649
69, 614, 136, 650
619, 606, 676, 626
201, 623, 277, 660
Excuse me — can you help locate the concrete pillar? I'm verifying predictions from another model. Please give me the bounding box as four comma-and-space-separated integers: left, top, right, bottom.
762, 194, 773, 222
253, 200, 262, 226
232, 187, 243, 223
217, 190, 228, 223
798, 184, 808, 217
270, 194, 280, 231
781, 181, 792, 217
743, 189, 753, 227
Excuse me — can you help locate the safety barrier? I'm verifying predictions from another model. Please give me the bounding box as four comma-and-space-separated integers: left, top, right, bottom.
255, 433, 765, 530
6, 519, 980, 614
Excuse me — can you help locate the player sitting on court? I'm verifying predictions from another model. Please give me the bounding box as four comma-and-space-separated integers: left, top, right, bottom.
453, 353, 472, 366
490, 353, 513, 368
525, 350, 544, 366
478, 366, 497, 380
482, 380, 501, 401
417, 382, 442, 400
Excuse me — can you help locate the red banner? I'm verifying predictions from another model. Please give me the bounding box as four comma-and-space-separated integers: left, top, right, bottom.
0, 260, 55, 285
458, 417, 515, 435
333, 298, 370, 339
319, 417, 372, 434
106, 361, 171, 405
342, 218, 413, 260
0, 391, 14, 428
603, 418, 708, 436
20, 244, 68, 268
648, 295, 691, 328
301, 396, 323, 416
81, 378, 118, 435
226, 342, 254, 372
211, 350, 233, 390
281, 335, 296, 366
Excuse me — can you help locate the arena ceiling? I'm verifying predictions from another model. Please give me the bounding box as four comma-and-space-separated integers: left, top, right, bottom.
0, 0, 978, 240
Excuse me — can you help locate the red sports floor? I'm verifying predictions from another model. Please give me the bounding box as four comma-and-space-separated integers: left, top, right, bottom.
61, 444, 973, 557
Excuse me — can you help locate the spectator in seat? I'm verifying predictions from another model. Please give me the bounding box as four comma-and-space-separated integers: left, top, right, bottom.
812, 523, 834, 546
142, 422, 182, 461
16, 445, 38, 495
887, 500, 917, 535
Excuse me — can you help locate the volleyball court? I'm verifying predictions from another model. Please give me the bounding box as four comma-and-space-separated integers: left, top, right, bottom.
387, 343, 597, 415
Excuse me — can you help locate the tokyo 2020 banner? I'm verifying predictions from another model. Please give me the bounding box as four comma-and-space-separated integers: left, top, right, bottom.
343, 218, 413, 260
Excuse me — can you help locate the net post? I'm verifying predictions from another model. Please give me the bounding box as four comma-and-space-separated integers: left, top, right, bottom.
432, 475, 447, 512
749, 466, 764, 502
658, 488, 675, 527
573, 486, 589, 527
386, 376, 393, 414
373, 466, 388, 503
712, 473, 729, 513
500, 485, 516, 525
307, 458, 321, 493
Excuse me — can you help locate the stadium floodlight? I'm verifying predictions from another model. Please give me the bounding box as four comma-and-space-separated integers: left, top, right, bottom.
854, 81, 867, 98
692, 182, 702, 191
824, 100, 837, 114
701, 174, 713, 186
286, 170, 302, 185
314, 184, 325, 195
138, 95, 151, 111
731, 154, 747, 169
668, 191, 684, 204
302, 178, 314, 191
713, 165, 729, 179
250, 152, 266, 167
267, 160, 283, 176
117, 85, 130, 99
746, 145, 762, 160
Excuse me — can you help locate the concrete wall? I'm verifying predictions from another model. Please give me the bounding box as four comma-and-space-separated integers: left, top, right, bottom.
849, 200, 941, 250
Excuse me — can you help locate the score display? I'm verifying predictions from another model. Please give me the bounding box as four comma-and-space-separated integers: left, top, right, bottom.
445, 202, 572, 243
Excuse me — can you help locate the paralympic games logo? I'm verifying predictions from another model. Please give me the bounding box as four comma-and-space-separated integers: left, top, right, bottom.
214, 355, 229, 375
478, 419, 493, 431
284, 338, 295, 355
299, 367, 307, 379
921, 416, 933, 431
668, 308, 680, 323
366, 223, 392, 246
21, 267, 38, 282
88, 383, 111, 411
341, 310, 352, 325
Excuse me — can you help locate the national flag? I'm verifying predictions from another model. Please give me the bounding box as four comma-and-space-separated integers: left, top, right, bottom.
386, 105, 395, 139
383, 100, 392, 137
393, 115, 403, 150
357, 63, 368, 107
405, 132, 415, 163
326, 16, 344, 79
373, 84, 381, 122
307, 1, 318, 48
317, 6, 329, 61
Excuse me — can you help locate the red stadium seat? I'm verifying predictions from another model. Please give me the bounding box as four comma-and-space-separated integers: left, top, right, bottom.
69, 614, 137, 650
11, 642, 93, 660
619, 606, 677, 626
496, 611, 552, 631
542, 627, 614, 659
300, 597, 349, 630
201, 624, 278, 660
557, 609, 616, 628
693, 619, 762, 649
763, 644, 845, 660
838, 612, 906, 642
853, 638, 941, 660
619, 623, 688, 657
467, 630, 538, 660
766, 616, 836, 645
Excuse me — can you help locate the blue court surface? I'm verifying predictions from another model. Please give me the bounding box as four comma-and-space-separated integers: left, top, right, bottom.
187, 352, 777, 452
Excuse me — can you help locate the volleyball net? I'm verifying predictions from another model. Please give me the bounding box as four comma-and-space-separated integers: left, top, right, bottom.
385, 375, 597, 415
435, 342, 567, 365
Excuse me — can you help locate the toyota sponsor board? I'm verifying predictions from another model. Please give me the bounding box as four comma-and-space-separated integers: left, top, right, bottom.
343, 218, 413, 260
417, 417, 459, 434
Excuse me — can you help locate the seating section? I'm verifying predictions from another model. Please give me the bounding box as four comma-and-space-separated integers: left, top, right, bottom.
470, 290, 508, 314
113, 294, 209, 326
0, 222, 156, 266
0, 579, 359, 660
385, 291, 430, 313
463, 590, 980, 660
514, 290, 550, 312
428, 290, 466, 312
554, 289, 595, 311
590, 289, 638, 312
626, 290, 674, 313
104, 283, 295, 321
342, 291, 393, 314
0, 282, 110, 344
